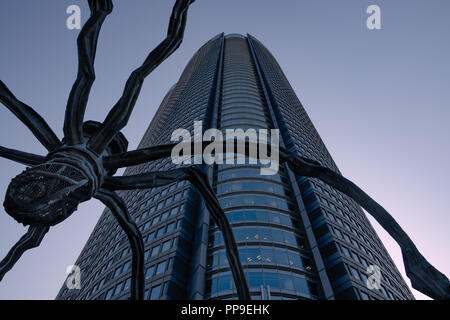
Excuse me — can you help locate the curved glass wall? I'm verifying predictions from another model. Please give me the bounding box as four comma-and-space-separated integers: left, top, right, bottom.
205, 35, 321, 300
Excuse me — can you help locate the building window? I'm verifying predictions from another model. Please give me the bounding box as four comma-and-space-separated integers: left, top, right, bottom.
151, 245, 160, 257
248, 272, 263, 288
146, 265, 155, 279
156, 261, 167, 274
161, 240, 171, 252
123, 260, 131, 272
146, 232, 155, 242
113, 282, 123, 296
350, 267, 361, 280
148, 285, 161, 300
123, 278, 131, 291
170, 206, 179, 216
105, 287, 114, 300
156, 227, 165, 238
279, 274, 294, 291
161, 211, 169, 221
359, 291, 370, 300
167, 222, 175, 232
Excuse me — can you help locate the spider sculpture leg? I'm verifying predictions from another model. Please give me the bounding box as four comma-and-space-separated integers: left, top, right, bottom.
94, 189, 145, 300
103, 140, 263, 169
87, 0, 195, 154
102, 143, 176, 169
279, 150, 450, 300
103, 166, 251, 300
64, 0, 113, 145
0, 81, 61, 152
0, 226, 50, 281
0, 146, 45, 166
103, 142, 450, 300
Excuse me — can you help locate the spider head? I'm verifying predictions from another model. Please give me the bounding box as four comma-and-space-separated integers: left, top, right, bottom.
4, 162, 93, 226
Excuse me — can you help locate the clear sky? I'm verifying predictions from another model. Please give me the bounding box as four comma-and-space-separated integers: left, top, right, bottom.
0, 0, 448, 300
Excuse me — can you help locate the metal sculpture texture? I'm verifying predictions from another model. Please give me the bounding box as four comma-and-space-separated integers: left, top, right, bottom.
0, 0, 448, 301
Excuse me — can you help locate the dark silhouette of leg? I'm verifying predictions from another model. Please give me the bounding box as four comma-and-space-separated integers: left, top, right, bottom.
0, 81, 61, 151
64, 0, 113, 145
88, 0, 195, 154
95, 189, 145, 300
0, 226, 50, 281
0, 146, 45, 166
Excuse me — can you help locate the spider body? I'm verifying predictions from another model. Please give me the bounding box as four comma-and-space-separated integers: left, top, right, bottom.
4, 121, 128, 227
4, 156, 92, 226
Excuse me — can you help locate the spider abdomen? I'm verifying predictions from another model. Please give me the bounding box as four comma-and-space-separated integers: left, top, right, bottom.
4, 155, 95, 226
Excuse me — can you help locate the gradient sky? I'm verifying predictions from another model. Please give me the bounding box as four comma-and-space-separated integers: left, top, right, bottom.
0, 0, 448, 300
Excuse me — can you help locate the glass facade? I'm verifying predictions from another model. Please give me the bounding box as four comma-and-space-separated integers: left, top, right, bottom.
205, 36, 319, 300
56, 34, 414, 300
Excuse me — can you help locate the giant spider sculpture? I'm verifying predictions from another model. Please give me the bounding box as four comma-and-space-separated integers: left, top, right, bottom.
0, 0, 448, 301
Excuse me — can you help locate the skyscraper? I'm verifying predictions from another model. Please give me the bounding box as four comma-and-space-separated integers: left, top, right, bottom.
56, 33, 414, 300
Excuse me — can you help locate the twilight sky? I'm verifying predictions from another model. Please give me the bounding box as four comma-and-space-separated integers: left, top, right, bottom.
0, 0, 448, 300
